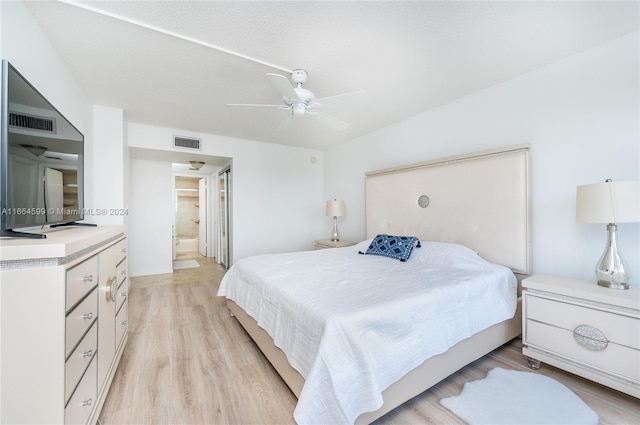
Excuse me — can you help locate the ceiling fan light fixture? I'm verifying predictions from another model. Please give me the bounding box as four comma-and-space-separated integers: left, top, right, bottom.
293, 103, 306, 115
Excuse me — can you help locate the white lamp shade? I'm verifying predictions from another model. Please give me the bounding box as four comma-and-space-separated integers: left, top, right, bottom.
325, 200, 346, 217
576, 180, 640, 224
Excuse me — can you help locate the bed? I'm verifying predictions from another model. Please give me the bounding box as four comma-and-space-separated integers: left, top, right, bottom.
218, 144, 531, 424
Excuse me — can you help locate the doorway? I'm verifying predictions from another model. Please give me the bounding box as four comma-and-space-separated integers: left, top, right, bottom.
174, 175, 208, 260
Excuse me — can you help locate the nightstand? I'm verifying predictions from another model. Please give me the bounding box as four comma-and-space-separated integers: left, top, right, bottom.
522, 274, 639, 398
314, 239, 356, 250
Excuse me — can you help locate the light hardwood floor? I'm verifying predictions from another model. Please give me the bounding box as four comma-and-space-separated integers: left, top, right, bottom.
99, 254, 640, 424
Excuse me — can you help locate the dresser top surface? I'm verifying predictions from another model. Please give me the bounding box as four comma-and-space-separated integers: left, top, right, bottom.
0, 225, 126, 262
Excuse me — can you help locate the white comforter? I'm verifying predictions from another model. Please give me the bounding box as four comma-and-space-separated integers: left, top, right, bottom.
217, 241, 517, 425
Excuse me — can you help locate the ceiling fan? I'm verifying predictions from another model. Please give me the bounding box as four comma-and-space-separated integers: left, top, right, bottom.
227, 69, 366, 131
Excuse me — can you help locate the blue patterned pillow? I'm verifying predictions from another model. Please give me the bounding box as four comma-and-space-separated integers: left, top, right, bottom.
359, 234, 421, 262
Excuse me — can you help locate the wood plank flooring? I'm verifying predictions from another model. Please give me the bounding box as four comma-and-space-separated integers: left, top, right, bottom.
99, 254, 640, 424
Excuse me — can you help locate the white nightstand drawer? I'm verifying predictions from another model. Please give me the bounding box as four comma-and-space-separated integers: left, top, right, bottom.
65, 289, 98, 357
65, 322, 97, 404
526, 295, 640, 349
66, 257, 98, 312
525, 319, 640, 381
522, 274, 640, 398
64, 357, 97, 425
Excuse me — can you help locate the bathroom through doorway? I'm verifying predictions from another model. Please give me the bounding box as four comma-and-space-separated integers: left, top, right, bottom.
174, 175, 208, 259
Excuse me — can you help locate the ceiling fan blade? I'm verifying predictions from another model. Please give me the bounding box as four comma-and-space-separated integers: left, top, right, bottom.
307, 110, 349, 131
311, 90, 367, 109
276, 112, 294, 132
266, 73, 298, 102
226, 103, 286, 108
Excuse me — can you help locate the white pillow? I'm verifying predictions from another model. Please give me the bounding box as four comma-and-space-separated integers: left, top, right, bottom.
356, 239, 495, 271
408, 240, 488, 270
354, 239, 373, 252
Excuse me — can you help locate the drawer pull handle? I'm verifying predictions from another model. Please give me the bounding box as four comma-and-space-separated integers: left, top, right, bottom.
82, 398, 92, 407
573, 324, 608, 351
121, 248, 126, 253
121, 269, 127, 275
121, 320, 128, 326
83, 275, 93, 283
82, 313, 93, 320
105, 277, 118, 302
82, 349, 94, 358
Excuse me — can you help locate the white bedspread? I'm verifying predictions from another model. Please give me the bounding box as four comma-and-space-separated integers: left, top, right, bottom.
217, 241, 517, 425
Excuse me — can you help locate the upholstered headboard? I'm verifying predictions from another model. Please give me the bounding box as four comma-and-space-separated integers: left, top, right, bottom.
365, 144, 531, 274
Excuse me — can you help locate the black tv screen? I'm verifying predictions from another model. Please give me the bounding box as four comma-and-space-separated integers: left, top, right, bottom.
1, 60, 85, 238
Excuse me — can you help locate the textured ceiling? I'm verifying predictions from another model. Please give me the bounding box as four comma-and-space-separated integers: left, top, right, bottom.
24, 1, 639, 150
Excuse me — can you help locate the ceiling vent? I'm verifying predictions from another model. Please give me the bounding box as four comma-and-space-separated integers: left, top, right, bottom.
9, 112, 56, 134
173, 135, 201, 151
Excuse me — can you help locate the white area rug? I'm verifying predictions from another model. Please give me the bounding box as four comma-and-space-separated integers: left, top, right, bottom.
172, 259, 200, 270
440, 367, 599, 425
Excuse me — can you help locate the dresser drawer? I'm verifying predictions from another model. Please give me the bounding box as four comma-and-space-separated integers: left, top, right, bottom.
115, 281, 127, 314
66, 257, 98, 312
525, 294, 640, 348
115, 238, 127, 266
65, 322, 97, 404
66, 289, 98, 357
116, 299, 128, 350
64, 357, 97, 425
116, 258, 127, 287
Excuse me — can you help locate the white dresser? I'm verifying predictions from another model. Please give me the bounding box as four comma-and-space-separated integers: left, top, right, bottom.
522, 274, 639, 398
0, 225, 129, 424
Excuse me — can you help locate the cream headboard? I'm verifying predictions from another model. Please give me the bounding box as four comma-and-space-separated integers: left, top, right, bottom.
365, 144, 531, 274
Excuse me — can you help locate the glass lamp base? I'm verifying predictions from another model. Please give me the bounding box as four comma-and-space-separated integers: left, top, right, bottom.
597, 280, 629, 290
595, 224, 630, 290
330, 216, 340, 242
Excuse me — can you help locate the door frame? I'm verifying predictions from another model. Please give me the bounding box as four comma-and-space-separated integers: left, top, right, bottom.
198, 177, 207, 257
172, 172, 214, 259
218, 165, 232, 269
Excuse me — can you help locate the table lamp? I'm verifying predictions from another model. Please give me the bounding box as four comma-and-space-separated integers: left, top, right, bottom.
576, 179, 640, 289
325, 199, 346, 242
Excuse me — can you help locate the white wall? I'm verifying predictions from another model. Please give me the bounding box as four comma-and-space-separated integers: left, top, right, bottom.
325, 32, 640, 287
128, 159, 173, 276
127, 124, 324, 276
90, 105, 126, 225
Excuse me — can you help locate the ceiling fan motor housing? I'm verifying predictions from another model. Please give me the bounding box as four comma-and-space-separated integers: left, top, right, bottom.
291, 69, 308, 84
294, 87, 315, 102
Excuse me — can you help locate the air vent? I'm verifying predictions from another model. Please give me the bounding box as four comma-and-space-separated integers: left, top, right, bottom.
173, 136, 201, 151
9, 112, 56, 133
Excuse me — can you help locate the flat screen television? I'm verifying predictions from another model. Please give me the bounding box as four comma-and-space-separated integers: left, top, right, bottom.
1, 60, 86, 239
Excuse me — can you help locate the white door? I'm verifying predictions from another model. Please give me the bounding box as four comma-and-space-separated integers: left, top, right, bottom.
172, 225, 176, 260
198, 178, 207, 256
